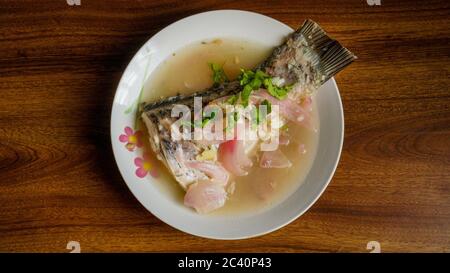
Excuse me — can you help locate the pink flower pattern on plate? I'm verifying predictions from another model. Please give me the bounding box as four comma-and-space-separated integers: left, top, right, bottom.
134, 154, 158, 178
119, 126, 143, 151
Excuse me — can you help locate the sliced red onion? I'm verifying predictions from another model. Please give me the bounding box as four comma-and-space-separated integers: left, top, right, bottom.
184, 181, 227, 214
185, 161, 229, 186
253, 90, 315, 131
260, 149, 292, 169
218, 139, 253, 176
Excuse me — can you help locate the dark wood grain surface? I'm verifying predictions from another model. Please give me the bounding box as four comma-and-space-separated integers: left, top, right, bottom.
0, 0, 449, 252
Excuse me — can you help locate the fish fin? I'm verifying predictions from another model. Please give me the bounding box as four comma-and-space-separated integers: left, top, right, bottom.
299, 19, 357, 84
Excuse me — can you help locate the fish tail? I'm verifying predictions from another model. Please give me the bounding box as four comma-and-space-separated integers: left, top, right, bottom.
298, 19, 357, 84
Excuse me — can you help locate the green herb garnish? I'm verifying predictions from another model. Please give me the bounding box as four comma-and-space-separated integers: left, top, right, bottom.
254, 99, 272, 125
261, 99, 272, 115
226, 94, 239, 105
237, 68, 290, 105
239, 69, 254, 85
238, 69, 267, 106
240, 84, 254, 107
225, 110, 240, 132
209, 63, 228, 86
201, 110, 217, 127
264, 78, 292, 100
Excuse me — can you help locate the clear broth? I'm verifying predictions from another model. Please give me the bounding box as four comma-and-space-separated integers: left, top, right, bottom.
141, 38, 319, 216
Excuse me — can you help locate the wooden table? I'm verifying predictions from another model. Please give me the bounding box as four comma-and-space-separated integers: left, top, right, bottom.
0, 0, 449, 253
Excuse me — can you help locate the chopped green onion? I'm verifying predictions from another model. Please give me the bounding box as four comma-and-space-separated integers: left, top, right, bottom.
225, 111, 239, 132
226, 94, 239, 105
237, 68, 291, 105
264, 78, 289, 100
261, 99, 272, 114
209, 63, 228, 86
240, 85, 253, 107
201, 110, 217, 127
255, 99, 271, 125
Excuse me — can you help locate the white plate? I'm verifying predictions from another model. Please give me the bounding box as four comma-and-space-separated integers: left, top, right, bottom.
110, 10, 344, 239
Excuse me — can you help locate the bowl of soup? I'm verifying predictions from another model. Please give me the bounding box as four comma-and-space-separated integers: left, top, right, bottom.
111, 10, 345, 239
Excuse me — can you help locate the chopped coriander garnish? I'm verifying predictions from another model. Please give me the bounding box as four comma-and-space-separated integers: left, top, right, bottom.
264, 78, 291, 100
240, 84, 254, 107
226, 112, 234, 132
226, 94, 239, 105
261, 99, 272, 114
238, 69, 267, 106
254, 99, 271, 125
255, 69, 269, 80
237, 68, 291, 105
209, 63, 228, 86
225, 111, 240, 132
201, 110, 216, 127
239, 69, 254, 86
233, 111, 239, 122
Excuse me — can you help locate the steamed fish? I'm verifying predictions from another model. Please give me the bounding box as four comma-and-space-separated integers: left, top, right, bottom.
141, 19, 356, 213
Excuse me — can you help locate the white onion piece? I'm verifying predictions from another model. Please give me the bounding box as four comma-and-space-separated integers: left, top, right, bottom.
184, 181, 227, 214
218, 139, 253, 176
254, 90, 315, 131
185, 161, 229, 186
260, 149, 292, 169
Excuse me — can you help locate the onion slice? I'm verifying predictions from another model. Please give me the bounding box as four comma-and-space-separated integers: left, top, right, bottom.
184, 181, 227, 214
185, 161, 229, 186
260, 149, 292, 169
253, 90, 315, 130
218, 139, 253, 176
